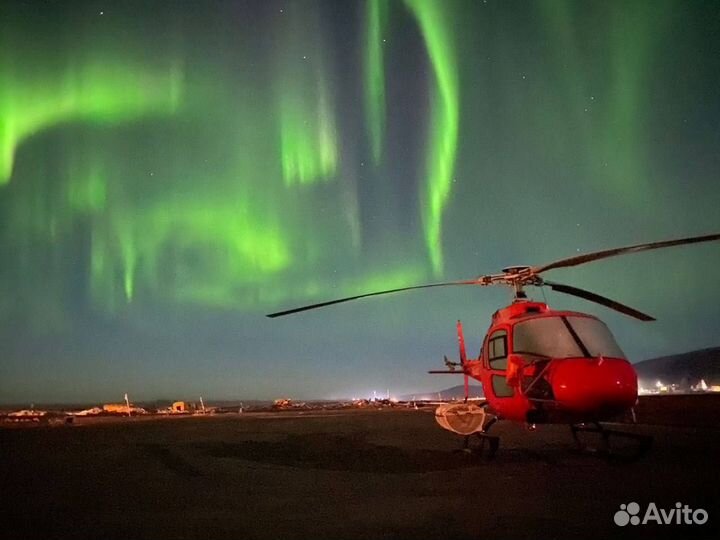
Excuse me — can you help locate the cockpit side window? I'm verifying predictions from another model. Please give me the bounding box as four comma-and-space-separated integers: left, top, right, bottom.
487, 329, 508, 370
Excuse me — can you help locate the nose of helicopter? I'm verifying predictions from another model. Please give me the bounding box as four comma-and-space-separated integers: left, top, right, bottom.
550, 357, 638, 417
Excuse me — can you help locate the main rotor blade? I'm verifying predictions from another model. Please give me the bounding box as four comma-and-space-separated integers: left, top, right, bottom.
266, 280, 478, 318
533, 232, 720, 274
544, 280, 655, 322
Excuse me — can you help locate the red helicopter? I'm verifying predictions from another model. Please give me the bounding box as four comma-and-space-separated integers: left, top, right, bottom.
268, 233, 720, 458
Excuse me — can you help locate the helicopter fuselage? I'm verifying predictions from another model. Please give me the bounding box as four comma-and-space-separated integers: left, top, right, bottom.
465, 301, 638, 425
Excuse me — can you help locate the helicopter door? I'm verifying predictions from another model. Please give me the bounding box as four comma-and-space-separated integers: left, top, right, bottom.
486, 329, 514, 398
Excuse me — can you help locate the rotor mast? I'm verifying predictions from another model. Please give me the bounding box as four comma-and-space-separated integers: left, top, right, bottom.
500, 266, 534, 302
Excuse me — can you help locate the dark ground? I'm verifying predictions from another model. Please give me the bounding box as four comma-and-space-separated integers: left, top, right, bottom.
1, 396, 719, 540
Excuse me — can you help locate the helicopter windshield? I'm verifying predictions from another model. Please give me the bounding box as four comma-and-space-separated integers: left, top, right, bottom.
512, 316, 625, 359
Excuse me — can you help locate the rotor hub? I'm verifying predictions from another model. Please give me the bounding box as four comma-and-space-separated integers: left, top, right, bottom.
494, 266, 542, 288
501, 265, 531, 275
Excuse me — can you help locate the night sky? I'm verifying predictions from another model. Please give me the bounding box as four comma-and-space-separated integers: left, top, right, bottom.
1, 0, 719, 404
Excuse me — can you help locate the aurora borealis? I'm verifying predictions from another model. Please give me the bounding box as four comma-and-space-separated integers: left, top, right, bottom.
1, 0, 718, 403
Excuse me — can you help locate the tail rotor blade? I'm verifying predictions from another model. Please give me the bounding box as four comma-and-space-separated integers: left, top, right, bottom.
456, 320, 467, 365
544, 280, 655, 322
457, 320, 470, 402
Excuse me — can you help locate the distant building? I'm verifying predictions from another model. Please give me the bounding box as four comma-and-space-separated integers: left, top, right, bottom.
171, 401, 191, 413
4, 409, 48, 424
103, 403, 130, 414
8, 409, 47, 417
73, 407, 103, 416
273, 398, 292, 409
102, 403, 146, 415
272, 398, 306, 409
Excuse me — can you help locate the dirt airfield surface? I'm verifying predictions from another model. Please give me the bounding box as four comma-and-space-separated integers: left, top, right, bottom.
2, 397, 719, 540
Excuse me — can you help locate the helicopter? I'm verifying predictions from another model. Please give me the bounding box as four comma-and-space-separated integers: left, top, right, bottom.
267, 233, 720, 458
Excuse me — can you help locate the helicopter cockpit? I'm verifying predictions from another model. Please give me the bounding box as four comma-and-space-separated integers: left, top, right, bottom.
495, 314, 629, 406
512, 315, 625, 360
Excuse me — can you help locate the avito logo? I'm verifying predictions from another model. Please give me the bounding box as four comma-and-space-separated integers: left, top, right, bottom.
614, 502, 708, 526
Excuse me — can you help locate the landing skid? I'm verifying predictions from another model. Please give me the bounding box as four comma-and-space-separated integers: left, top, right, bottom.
457, 418, 499, 460
570, 422, 652, 462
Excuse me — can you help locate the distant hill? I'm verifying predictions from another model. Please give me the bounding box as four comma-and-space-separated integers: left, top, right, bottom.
633, 347, 720, 387
398, 384, 484, 401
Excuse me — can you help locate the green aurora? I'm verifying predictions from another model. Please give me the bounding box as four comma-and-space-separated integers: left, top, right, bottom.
0, 0, 718, 401
405, 0, 459, 275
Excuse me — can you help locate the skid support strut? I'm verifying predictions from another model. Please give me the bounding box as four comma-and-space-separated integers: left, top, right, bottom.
460, 417, 500, 460
570, 422, 652, 461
